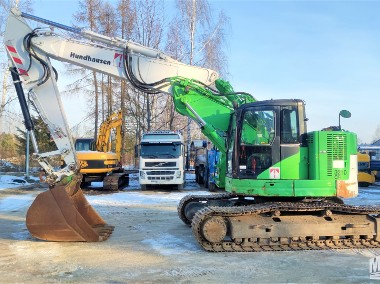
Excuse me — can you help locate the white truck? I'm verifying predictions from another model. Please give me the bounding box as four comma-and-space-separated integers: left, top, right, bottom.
139, 131, 185, 190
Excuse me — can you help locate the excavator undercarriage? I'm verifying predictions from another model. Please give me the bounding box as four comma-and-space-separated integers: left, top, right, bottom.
178, 194, 380, 252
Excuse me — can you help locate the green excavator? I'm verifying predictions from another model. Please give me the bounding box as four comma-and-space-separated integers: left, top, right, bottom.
5, 8, 380, 250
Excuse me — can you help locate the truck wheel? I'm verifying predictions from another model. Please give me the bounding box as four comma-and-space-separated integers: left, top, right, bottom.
198, 165, 205, 184
140, 184, 147, 191
204, 168, 209, 189
177, 183, 184, 190
209, 182, 216, 192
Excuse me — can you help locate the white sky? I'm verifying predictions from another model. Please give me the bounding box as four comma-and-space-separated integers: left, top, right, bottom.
2, 0, 379, 143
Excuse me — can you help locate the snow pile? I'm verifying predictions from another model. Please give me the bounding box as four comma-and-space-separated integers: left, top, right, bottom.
0, 159, 19, 172
0, 160, 14, 167
0, 175, 32, 190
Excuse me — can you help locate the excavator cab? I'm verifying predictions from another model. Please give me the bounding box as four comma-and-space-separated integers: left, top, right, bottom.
234, 99, 308, 181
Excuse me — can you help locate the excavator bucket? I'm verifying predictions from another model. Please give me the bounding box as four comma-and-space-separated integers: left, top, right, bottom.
26, 175, 114, 242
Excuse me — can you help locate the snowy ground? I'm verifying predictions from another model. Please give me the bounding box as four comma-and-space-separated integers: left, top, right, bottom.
0, 174, 38, 189
1, 173, 380, 283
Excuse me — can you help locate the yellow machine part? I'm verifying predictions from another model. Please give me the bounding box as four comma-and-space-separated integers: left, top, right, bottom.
358, 171, 375, 187
77, 151, 119, 175
357, 152, 376, 187
26, 175, 114, 241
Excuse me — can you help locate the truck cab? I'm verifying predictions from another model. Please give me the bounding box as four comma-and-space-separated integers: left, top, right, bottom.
139, 131, 185, 190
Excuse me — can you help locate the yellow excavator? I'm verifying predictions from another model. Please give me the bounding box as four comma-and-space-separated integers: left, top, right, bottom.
357, 146, 380, 187
75, 111, 132, 190
357, 152, 376, 187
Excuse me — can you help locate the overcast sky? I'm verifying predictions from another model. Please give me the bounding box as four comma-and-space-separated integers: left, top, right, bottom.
13, 0, 380, 143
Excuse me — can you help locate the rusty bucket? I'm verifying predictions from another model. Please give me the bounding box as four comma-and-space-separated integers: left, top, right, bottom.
26, 175, 114, 242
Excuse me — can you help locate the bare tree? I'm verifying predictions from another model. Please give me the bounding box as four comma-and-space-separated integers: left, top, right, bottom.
73, 0, 102, 141
1, 0, 33, 36
166, 0, 230, 169
197, 10, 230, 77
98, 2, 118, 117
129, 0, 164, 133
116, 0, 136, 164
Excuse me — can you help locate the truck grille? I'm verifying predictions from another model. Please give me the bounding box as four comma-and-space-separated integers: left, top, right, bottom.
145, 161, 176, 167
147, 170, 175, 180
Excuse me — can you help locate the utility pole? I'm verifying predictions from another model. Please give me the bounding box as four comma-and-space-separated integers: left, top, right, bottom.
186, 0, 197, 171
0, 69, 9, 134
25, 92, 30, 178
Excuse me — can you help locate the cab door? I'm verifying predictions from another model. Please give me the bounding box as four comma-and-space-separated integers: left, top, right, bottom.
236, 106, 280, 179
279, 106, 307, 179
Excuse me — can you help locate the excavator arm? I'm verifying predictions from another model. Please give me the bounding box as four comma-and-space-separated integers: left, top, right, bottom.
96, 110, 123, 161
4, 8, 250, 242
5, 8, 223, 173
6, 8, 254, 188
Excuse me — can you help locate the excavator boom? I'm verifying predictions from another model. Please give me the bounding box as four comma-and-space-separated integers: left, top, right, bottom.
4, 10, 114, 241
4, 8, 219, 242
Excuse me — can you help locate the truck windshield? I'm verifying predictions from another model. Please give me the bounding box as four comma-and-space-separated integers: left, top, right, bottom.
140, 143, 181, 158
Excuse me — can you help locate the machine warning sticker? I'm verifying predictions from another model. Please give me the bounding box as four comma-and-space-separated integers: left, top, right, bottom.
269, 167, 280, 179
333, 160, 345, 169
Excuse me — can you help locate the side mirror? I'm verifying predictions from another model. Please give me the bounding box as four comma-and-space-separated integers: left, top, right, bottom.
339, 109, 351, 130
339, 110, 351, 119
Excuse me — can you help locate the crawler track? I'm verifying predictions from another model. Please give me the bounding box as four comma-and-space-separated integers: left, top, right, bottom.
190, 201, 380, 252
177, 193, 237, 225
103, 173, 129, 191
103, 170, 138, 191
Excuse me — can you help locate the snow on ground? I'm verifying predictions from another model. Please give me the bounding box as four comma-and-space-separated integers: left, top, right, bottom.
1, 172, 380, 212
141, 233, 200, 256
0, 194, 35, 212
0, 175, 39, 212
0, 175, 38, 190
0, 172, 207, 214
87, 173, 207, 206
87, 190, 206, 207
345, 186, 380, 206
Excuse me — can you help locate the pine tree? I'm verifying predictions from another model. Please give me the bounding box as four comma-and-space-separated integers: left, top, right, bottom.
15, 116, 57, 155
